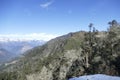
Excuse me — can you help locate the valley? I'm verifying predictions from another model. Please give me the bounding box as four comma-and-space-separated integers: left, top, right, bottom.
0, 39, 45, 63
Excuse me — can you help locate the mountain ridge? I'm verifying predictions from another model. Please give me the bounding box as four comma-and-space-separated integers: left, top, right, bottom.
0, 20, 120, 80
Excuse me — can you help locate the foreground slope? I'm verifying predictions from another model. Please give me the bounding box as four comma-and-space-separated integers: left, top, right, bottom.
0, 20, 120, 80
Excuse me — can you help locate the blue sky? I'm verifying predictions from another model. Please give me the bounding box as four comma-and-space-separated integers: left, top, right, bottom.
0, 0, 120, 40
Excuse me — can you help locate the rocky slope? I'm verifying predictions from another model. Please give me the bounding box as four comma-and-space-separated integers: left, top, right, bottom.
0, 20, 120, 80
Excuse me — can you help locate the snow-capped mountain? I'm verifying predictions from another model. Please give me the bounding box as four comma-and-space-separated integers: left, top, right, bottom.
0, 38, 45, 63
69, 74, 120, 80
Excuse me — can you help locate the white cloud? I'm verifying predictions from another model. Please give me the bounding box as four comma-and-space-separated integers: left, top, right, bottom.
0, 33, 59, 41
40, 0, 53, 9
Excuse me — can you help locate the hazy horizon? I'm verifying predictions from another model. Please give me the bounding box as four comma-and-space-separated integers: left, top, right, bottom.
0, 0, 120, 40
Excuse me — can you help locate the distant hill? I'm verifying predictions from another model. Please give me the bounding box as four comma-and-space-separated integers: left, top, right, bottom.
0, 20, 120, 80
0, 40, 45, 63
0, 48, 13, 63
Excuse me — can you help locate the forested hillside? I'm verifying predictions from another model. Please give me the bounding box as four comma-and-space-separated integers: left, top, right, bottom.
0, 20, 120, 80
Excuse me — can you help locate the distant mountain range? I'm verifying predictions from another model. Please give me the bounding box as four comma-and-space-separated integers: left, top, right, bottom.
0, 48, 13, 63
0, 39, 45, 63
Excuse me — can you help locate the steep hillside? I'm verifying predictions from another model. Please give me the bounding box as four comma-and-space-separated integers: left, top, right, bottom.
0, 31, 86, 80
0, 20, 120, 80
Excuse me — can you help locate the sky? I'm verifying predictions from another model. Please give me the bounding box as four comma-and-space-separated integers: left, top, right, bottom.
0, 0, 120, 41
